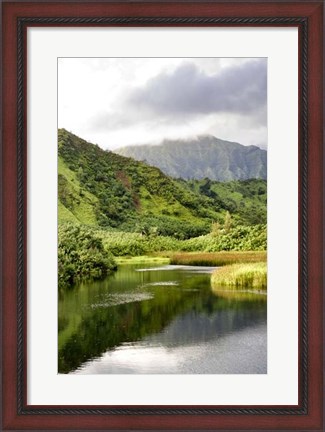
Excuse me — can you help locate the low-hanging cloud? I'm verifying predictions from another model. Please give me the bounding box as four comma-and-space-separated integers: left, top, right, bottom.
126, 59, 267, 119
78, 58, 267, 149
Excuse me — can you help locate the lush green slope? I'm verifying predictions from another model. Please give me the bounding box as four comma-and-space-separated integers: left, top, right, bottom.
59, 129, 220, 238
182, 178, 267, 225
58, 129, 267, 238
116, 135, 267, 181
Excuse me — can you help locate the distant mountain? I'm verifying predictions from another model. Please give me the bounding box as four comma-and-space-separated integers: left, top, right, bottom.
116, 135, 267, 181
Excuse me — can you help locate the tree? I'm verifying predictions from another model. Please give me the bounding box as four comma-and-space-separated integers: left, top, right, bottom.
224, 211, 232, 233
211, 221, 221, 238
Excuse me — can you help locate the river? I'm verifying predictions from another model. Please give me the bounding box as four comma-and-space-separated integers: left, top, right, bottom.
58, 263, 267, 374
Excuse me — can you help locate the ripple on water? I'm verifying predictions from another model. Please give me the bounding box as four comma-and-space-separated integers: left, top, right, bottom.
142, 281, 179, 287
89, 292, 154, 309
135, 265, 186, 272
136, 265, 217, 274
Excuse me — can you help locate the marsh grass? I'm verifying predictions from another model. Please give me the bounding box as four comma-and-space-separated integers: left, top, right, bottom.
169, 251, 266, 267
211, 262, 267, 290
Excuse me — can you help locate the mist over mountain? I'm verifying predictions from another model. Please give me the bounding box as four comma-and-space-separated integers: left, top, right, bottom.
116, 135, 267, 181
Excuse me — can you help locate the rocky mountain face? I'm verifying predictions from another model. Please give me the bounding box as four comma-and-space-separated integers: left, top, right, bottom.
116, 135, 267, 181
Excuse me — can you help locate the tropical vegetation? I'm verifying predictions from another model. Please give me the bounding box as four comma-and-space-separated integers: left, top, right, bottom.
58, 224, 116, 288
58, 129, 267, 288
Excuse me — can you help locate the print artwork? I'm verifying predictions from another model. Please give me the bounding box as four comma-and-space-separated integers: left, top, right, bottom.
58, 58, 267, 374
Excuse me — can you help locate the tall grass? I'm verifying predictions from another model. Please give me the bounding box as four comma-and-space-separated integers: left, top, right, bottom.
170, 251, 266, 266
211, 262, 267, 290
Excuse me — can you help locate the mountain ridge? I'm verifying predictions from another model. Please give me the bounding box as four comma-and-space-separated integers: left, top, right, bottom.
116, 135, 267, 181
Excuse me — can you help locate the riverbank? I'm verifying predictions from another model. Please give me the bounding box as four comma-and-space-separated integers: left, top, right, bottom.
115, 251, 266, 268
167, 251, 266, 266
115, 254, 267, 292
115, 256, 169, 265
58, 221, 267, 289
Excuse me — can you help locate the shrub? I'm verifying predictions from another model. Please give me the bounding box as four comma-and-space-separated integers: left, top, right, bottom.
181, 225, 267, 252
58, 223, 117, 288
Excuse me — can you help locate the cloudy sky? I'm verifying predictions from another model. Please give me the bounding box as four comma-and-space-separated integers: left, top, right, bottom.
58, 57, 267, 150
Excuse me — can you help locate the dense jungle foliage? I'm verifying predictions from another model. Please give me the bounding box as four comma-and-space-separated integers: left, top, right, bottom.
58, 224, 116, 288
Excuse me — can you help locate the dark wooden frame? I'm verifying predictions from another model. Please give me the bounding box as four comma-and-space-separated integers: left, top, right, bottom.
1, 1, 323, 430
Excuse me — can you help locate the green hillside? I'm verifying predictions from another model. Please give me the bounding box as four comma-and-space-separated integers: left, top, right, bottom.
59, 129, 217, 239
116, 135, 267, 181
183, 178, 267, 225
58, 129, 266, 239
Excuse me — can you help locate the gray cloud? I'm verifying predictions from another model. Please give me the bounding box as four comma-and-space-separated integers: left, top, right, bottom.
82, 58, 267, 149
126, 59, 267, 119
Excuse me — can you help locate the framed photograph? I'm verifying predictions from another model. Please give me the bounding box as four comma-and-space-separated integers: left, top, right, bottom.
2, 1, 323, 431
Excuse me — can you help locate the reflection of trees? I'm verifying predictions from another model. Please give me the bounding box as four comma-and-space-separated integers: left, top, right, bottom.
58, 268, 266, 374
59, 284, 198, 373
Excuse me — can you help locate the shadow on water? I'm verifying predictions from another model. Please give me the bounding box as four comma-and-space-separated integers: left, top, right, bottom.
58, 264, 266, 374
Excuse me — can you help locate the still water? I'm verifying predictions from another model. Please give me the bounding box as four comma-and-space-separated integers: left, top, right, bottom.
58, 264, 267, 374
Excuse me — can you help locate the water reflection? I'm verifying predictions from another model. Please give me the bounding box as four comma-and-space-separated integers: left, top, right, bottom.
58, 264, 267, 374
